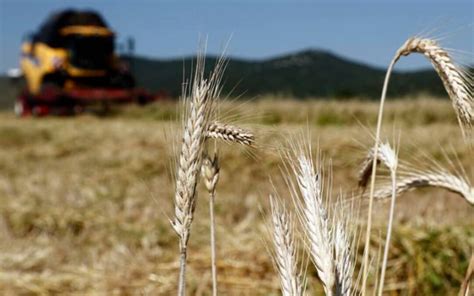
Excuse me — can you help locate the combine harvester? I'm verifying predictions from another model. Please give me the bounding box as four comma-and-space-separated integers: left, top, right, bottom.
14, 9, 157, 116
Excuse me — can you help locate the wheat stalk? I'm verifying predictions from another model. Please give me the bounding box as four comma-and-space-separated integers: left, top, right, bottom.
357, 141, 399, 295
362, 36, 472, 293
291, 154, 335, 295
206, 121, 255, 146
373, 171, 473, 205
171, 52, 226, 296
201, 153, 220, 296
269, 195, 304, 296
375, 142, 398, 296
290, 153, 356, 296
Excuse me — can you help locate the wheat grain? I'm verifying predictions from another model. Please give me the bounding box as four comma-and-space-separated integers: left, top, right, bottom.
206, 122, 255, 146
269, 195, 304, 296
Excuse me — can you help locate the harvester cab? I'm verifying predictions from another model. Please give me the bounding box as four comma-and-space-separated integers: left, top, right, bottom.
16, 9, 154, 116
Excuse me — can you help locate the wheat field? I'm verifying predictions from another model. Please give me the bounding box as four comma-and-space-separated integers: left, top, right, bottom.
0, 97, 472, 295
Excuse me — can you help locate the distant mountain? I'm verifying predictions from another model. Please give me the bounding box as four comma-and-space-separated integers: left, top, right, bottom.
123, 49, 446, 98
0, 49, 450, 109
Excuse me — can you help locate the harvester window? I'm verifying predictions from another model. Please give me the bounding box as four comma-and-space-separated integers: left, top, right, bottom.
67, 35, 113, 70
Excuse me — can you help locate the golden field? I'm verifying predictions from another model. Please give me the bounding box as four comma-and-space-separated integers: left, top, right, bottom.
0, 97, 472, 295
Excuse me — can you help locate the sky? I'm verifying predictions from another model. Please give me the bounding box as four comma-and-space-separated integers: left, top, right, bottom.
0, 0, 472, 73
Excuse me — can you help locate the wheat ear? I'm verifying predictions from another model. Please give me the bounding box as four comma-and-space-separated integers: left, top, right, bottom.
206, 121, 255, 146
397, 38, 473, 134
373, 171, 473, 205
269, 195, 304, 296
358, 142, 399, 189
171, 53, 225, 296
292, 155, 335, 295
201, 153, 220, 296
334, 221, 354, 296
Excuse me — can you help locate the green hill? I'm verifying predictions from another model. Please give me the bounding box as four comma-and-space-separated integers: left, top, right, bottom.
124, 49, 446, 98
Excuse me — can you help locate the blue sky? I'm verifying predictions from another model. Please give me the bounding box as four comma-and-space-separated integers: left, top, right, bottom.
0, 0, 472, 73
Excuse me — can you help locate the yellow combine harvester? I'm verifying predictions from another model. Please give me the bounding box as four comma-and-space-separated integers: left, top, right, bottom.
17, 9, 154, 116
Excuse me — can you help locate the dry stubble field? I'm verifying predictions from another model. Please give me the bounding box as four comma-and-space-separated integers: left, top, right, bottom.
0, 97, 472, 295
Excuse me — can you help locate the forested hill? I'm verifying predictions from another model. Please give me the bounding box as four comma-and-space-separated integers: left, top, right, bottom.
123, 49, 447, 98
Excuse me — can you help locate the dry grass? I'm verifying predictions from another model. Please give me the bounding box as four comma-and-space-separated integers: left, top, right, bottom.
0, 98, 472, 295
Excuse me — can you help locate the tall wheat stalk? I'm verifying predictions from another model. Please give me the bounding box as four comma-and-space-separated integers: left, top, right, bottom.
170, 52, 226, 296
361, 36, 473, 294
285, 146, 355, 296
201, 154, 220, 296
459, 254, 474, 296
293, 154, 335, 295
374, 142, 398, 296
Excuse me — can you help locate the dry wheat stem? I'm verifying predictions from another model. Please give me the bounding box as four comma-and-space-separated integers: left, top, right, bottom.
201, 154, 220, 296
358, 142, 398, 295
171, 53, 225, 296
396, 37, 473, 136
269, 195, 304, 296
377, 143, 398, 296
361, 55, 396, 295
292, 155, 335, 295
206, 122, 255, 146
373, 171, 474, 205
362, 35, 473, 293
459, 254, 474, 296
